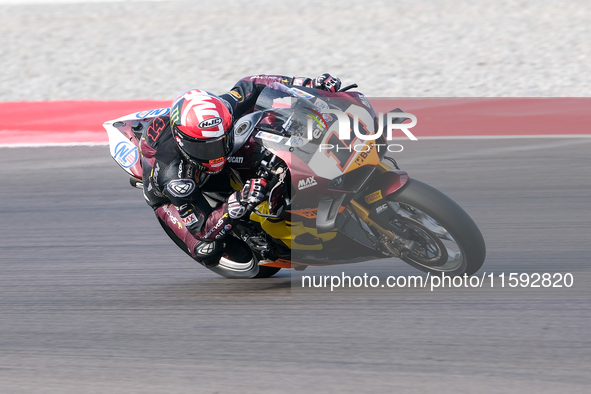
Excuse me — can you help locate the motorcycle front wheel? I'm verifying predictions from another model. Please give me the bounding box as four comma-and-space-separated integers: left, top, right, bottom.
385, 178, 486, 276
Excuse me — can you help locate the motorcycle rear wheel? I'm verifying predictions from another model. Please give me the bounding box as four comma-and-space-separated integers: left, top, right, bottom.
208, 263, 281, 279
206, 241, 282, 279
386, 178, 486, 276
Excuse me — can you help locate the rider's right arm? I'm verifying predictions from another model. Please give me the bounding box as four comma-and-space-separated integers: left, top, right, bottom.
153, 159, 234, 240
153, 158, 212, 235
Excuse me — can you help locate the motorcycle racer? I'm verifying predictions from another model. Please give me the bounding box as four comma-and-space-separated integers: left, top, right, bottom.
140, 74, 341, 267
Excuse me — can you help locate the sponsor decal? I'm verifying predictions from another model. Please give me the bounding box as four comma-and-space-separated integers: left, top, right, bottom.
114, 141, 139, 169
152, 163, 161, 190
204, 213, 228, 239
208, 157, 225, 170
162, 205, 183, 229
354, 144, 374, 166
314, 98, 330, 111
365, 190, 383, 204
228, 90, 243, 101
170, 105, 181, 125
290, 88, 314, 99
304, 107, 328, 131
224, 224, 232, 231
249, 75, 284, 82
135, 107, 170, 119
285, 136, 306, 147
376, 203, 388, 214
312, 128, 323, 140
198, 117, 223, 129
178, 160, 184, 178
227, 156, 244, 164
167, 179, 196, 197
298, 176, 317, 190
182, 213, 198, 225
292, 77, 307, 86
255, 130, 284, 143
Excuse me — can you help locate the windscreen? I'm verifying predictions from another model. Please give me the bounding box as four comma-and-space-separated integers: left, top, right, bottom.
252, 83, 386, 167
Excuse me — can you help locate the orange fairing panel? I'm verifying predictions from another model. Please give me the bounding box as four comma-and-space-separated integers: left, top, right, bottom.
289, 206, 345, 219
259, 258, 309, 269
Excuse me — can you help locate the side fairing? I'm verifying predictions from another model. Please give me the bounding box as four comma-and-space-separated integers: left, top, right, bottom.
103, 107, 170, 179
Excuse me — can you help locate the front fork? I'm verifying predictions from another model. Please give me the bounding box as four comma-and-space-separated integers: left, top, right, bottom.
347, 164, 410, 256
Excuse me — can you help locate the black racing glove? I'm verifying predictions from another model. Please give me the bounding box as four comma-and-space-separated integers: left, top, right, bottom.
227, 178, 269, 219
312, 73, 342, 93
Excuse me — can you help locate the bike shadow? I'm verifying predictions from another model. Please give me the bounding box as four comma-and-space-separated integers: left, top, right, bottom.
160, 271, 293, 303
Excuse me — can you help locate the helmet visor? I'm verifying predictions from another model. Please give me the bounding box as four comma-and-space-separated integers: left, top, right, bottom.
177, 133, 230, 161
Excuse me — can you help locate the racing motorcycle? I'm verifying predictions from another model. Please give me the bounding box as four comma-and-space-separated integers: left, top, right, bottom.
104, 83, 486, 279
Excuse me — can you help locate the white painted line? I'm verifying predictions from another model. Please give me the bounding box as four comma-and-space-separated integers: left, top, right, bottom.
400, 139, 591, 165
0, 142, 109, 148
2, 134, 591, 148
390, 134, 591, 140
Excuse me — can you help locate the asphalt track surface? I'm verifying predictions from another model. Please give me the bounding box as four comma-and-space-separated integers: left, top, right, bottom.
1, 138, 590, 393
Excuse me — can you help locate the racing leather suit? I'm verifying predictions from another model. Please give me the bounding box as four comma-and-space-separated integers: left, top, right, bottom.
140, 75, 313, 265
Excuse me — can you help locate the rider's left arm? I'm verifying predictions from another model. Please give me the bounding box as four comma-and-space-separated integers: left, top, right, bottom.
219, 74, 293, 120
219, 73, 341, 120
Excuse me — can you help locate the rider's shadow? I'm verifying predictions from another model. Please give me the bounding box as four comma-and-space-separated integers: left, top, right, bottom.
160, 272, 293, 303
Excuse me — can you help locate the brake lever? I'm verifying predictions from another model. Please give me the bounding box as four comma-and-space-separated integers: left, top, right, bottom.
338, 83, 359, 92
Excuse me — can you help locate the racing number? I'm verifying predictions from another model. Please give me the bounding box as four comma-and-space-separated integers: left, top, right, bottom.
147, 117, 166, 142
324, 113, 372, 171
326, 131, 355, 171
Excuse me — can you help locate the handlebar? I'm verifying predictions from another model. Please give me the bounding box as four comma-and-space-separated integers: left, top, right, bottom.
245, 201, 258, 216
242, 152, 284, 218
338, 83, 359, 92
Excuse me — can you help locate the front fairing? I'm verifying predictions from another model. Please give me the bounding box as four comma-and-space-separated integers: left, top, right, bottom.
252, 84, 387, 204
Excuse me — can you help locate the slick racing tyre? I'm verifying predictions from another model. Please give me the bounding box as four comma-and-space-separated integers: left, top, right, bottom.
385, 178, 486, 276
208, 261, 281, 279
207, 236, 281, 279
